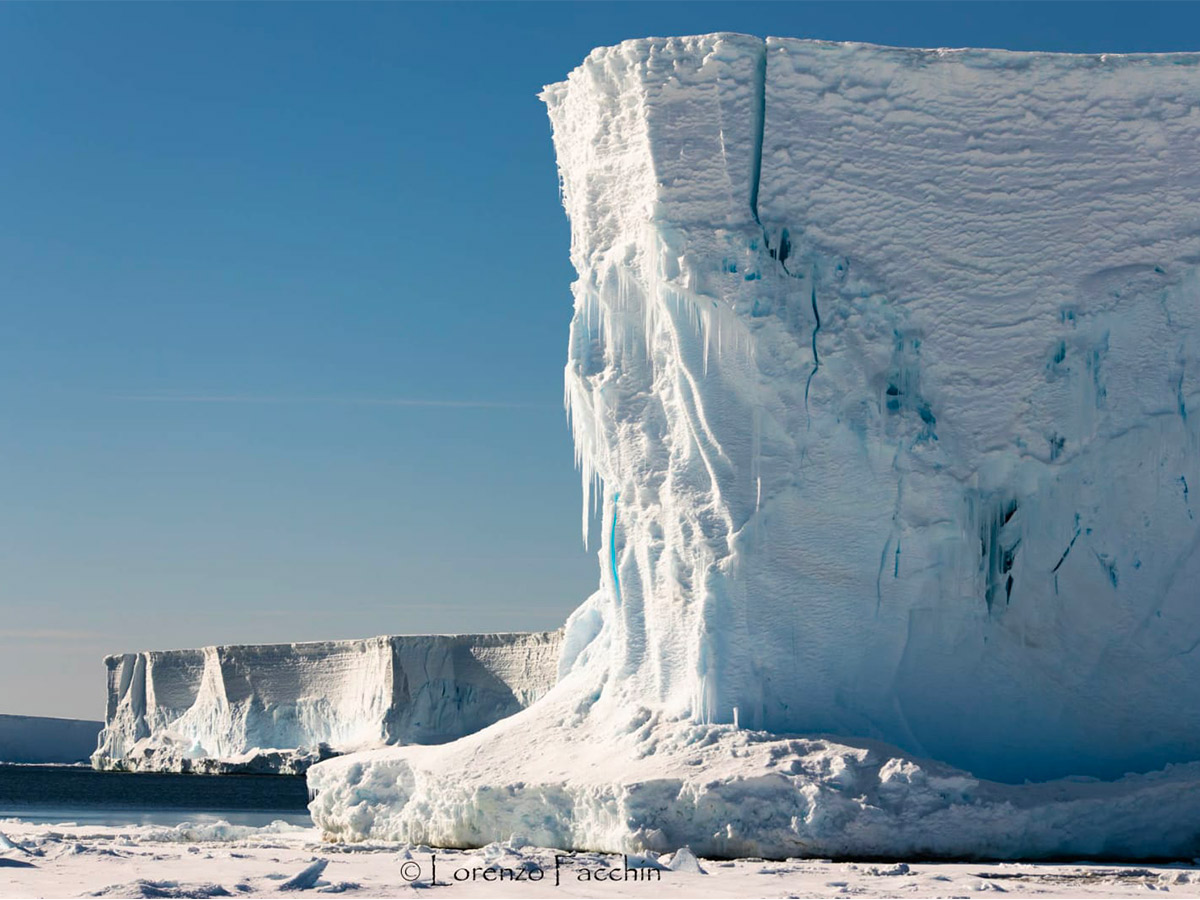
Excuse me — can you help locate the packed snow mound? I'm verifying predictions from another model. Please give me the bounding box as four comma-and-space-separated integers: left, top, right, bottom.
308, 683, 1200, 859
309, 33, 1200, 857
0, 715, 101, 764
93, 632, 560, 773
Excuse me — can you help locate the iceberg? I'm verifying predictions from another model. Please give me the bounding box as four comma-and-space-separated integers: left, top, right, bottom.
308, 34, 1200, 857
0, 714, 102, 764
92, 632, 561, 774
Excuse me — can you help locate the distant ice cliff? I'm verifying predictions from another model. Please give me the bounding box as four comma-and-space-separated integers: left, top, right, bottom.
0, 714, 101, 765
92, 632, 560, 774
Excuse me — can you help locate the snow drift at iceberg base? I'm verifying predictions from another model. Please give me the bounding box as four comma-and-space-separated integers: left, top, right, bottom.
309, 34, 1200, 858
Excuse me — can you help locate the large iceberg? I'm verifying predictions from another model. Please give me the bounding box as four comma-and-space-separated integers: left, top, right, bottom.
308, 35, 1200, 857
0, 714, 102, 764
93, 632, 560, 774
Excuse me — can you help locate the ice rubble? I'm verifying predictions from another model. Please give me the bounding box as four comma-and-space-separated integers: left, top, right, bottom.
308, 34, 1200, 857
92, 632, 560, 773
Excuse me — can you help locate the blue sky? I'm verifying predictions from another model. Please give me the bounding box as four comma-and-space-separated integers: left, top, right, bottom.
2, 2, 1196, 719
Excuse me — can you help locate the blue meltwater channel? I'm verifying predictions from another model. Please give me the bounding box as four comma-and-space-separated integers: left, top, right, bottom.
610, 492, 621, 604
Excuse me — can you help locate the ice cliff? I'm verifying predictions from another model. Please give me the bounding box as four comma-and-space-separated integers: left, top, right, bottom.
0, 715, 102, 765
92, 632, 560, 774
307, 35, 1200, 857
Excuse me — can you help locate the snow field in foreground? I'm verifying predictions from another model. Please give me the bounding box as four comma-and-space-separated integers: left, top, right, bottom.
3, 818, 1200, 898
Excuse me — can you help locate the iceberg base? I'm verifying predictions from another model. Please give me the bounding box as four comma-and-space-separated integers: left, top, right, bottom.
307, 677, 1200, 860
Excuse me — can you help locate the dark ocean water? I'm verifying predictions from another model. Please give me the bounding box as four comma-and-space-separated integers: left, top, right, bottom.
0, 764, 312, 827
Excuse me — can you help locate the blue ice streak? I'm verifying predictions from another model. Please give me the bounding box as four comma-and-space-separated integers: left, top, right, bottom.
610, 492, 622, 604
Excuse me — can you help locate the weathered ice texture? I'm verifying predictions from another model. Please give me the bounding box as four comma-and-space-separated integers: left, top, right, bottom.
0, 714, 102, 764
307, 35, 1200, 858
92, 632, 560, 773
548, 34, 1200, 784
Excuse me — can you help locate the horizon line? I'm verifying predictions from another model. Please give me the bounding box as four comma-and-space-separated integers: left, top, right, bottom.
108, 393, 556, 410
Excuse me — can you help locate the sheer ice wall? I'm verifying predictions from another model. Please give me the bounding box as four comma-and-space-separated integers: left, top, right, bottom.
0, 715, 102, 764
93, 632, 561, 772
543, 34, 1200, 783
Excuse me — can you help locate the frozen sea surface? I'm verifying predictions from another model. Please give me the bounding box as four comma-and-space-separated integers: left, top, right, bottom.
3, 820, 1200, 898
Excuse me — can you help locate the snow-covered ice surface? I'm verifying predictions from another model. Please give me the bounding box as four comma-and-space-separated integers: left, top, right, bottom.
310, 712, 1200, 859
93, 633, 560, 774
0, 716, 101, 765
5, 819, 1200, 899
309, 34, 1200, 858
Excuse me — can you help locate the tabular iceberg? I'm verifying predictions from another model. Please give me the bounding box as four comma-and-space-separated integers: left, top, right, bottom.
308, 35, 1200, 857
0, 715, 102, 764
92, 632, 560, 774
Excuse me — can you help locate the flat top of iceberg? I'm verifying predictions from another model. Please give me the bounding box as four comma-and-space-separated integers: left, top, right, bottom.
555, 32, 1200, 64
101, 629, 561, 662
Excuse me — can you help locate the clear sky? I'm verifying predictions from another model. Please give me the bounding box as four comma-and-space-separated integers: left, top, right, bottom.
2, 2, 1197, 720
